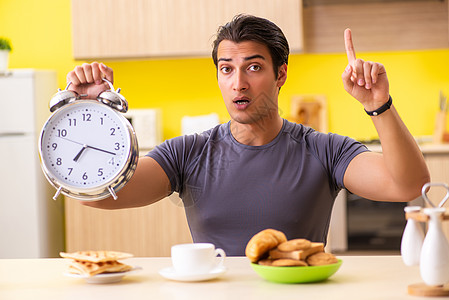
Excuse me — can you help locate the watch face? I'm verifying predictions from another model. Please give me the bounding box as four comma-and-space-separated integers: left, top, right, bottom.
39, 100, 133, 192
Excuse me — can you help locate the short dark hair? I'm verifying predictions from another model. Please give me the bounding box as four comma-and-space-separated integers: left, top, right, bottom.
212, 14, 290, 77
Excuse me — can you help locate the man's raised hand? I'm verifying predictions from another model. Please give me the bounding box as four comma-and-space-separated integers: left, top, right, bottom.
342, 28, 390, 111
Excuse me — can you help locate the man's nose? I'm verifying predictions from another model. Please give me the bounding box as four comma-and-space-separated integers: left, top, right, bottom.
233, 70, 249, 91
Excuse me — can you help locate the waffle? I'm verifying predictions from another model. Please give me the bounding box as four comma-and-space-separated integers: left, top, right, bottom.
60, 250, 133, 263
60, 250, 133, 277
68, 260, 133, 277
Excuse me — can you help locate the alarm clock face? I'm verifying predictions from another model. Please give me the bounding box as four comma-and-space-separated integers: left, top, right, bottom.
39, 100, 136, 197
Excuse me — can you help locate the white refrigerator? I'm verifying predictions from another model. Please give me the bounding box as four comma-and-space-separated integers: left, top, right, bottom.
0, 69, 65, 258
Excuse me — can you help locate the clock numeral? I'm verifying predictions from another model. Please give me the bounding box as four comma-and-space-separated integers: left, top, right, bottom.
108, 157, 115, 165
68, 118, 77, 126
57, 129, 67, 137
100, 117, 104, 125
56, 158, 62, 165
51, 143, 57, 150
114, 143, 120, 150
68, 168, 73, 175
82, 172, 88, 180
98, 168, 104, 176
82, 113, 92, 121
110, 128, 116, 136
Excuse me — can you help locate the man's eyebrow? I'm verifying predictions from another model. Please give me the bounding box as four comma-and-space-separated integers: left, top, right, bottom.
244, 54, 265, 61
217, 58, 232, 63
217, 54, 266, 63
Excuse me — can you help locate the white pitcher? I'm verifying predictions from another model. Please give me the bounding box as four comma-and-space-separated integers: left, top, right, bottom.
420, 207, 449, 286
401, 206, 425, 266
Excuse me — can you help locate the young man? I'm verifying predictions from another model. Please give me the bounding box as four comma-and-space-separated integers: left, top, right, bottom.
66, 15, 430, 255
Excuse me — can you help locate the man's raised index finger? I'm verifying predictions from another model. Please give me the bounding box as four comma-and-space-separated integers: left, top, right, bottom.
344, 28, 356, 64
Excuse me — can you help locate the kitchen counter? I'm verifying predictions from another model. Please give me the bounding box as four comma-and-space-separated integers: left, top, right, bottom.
366, 142, 449, 154
0, 256, 436, 300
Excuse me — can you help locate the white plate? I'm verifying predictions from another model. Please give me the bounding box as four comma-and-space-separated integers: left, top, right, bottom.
64, 266, 142, 284
159, 266, 227, 282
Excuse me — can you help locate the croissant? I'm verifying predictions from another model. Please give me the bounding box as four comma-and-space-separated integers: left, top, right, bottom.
245, 229, 287, 263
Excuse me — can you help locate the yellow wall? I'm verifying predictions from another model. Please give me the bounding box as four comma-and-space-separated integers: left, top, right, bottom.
2, 0, 449, 141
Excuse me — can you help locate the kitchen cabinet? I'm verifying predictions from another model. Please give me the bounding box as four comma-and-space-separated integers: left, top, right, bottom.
65, 193, 192, 256
303, 0, 449, 53
71, 0, 303, 59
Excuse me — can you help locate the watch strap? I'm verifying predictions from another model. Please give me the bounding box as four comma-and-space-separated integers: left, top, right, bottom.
364, 95, 393, 116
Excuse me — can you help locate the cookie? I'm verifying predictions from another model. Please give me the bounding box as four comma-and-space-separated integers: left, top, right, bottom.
306, 252, 338, 266
270, 242, 324, 260
271, 259, 308, 267
258, 258, 275, 266
277, 239, 312, 252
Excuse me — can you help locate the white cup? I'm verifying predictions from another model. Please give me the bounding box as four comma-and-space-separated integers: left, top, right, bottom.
171, 243, 226, 275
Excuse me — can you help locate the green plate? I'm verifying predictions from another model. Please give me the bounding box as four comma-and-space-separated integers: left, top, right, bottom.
250, 259, 342, 284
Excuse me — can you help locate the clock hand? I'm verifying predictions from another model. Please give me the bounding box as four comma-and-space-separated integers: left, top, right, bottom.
73, 144, 88, 162
59, 137, 116, 156
86, 145, 116, 156
59, 137, 84, 146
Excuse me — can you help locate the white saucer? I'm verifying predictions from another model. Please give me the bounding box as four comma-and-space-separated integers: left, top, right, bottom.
64, 266, 142, 284
159, 266, 227, 282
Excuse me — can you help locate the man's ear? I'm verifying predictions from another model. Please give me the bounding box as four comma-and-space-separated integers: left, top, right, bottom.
277, 63, 288, 87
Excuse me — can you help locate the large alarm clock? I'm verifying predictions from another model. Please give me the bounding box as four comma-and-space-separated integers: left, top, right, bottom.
38, 80, 138, 201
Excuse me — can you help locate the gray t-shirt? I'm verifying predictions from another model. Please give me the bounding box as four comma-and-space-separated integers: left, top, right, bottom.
147, 119, 368, 256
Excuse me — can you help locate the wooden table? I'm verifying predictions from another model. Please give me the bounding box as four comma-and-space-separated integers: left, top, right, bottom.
0, 256, 435, 299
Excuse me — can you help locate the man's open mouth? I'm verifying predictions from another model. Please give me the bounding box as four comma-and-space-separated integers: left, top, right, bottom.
233, 97, 251, 105
235, 99, 249, 104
